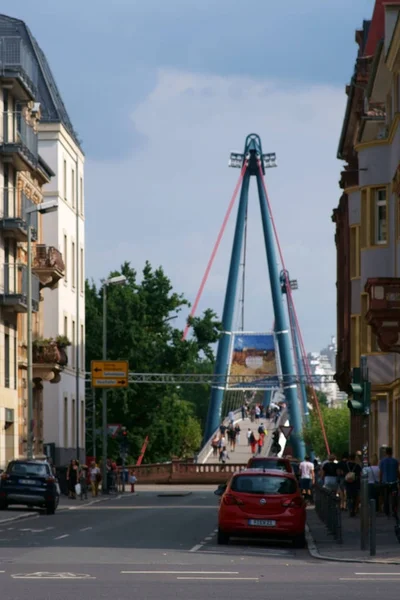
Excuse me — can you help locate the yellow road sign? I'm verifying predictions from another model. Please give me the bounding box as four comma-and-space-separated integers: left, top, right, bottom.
91, 360, 129, 388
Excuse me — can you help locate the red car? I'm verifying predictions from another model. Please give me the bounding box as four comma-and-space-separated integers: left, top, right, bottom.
217, 469, 306, 547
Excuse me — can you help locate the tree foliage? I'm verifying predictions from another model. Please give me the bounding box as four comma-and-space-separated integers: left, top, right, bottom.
85, 261, 221, 463
302, 405, 349, 460
306, 386, 329, 407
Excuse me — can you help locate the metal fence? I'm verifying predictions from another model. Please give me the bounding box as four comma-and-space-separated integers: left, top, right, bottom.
314, 484, 342, 543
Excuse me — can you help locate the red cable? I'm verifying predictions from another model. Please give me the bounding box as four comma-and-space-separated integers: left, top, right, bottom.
182, 162, 248, 340
257, 161, 330, 455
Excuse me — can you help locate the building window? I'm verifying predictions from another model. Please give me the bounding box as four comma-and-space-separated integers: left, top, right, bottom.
350, 226, 360, 278
72, 320, 76, 367
5, 333, 10, 388
80, 400, 84, 447
80, 248, 84, 292
14, 327, 17, 390
64, 397, 68, 447
360, 189, 368, 249
71, 241, 75, 289
71, 399, 76, 447
371, 331, 380, 353
64, 315, 68, 337
350, 315, 360, 369
63, 235, 68, 282
80, 177, 84, 214
374, 188, 387, 244
71, 169, 75, 208
63, 159, 67, 200
81, 324, 84, 370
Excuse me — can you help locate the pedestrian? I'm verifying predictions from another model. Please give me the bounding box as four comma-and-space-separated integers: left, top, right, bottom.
379, 447, 400, 516
343, 453, 362, 517
250, 432, 257, 455
234, 424, 241, 445
247, 428, 252, 446
129, 470, 137, 493
211, 436, 219, 458
66, 459, 79, 499
79, 464, 88, 500
299, 455, 314, 503
322, 454, 338, 494
364, 455, 380, 512
90, 461, 101, 497
257, 436, 263, 455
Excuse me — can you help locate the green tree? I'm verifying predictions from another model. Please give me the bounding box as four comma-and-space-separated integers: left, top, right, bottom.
86, 261, 221, 462
306, 386, 329, 407
302, 405, 349, 459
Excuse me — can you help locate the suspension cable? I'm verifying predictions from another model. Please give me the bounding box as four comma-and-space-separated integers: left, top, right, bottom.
257, 161, 330, 455
182, 161, 248, 340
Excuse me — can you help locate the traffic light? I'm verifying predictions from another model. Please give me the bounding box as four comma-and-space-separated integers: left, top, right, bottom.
347, 367, 371, 415
118, 427, 129, 454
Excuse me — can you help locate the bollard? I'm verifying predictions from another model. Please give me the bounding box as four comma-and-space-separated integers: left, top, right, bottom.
369, 499, 376, 556
360, 473, 369, 551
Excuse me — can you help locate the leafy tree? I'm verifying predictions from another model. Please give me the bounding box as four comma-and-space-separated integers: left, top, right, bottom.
306, 386, 329, 407
302, 405, 349, 459
85, 261, 221, 463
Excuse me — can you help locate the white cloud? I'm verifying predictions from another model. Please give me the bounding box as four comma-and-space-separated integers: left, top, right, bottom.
85, 69, 346, 350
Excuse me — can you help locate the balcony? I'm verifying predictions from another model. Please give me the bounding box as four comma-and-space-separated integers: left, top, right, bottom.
0, 188, 38, 241
0, 111, 38, 170
0, 37, 38, 100
32, 337, 70, 384
365, 277, 400, 353
0, 263, 40, 313
32, 245, 65, 290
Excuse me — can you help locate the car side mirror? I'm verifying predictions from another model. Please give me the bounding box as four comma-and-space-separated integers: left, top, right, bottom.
214, 484, 227, 496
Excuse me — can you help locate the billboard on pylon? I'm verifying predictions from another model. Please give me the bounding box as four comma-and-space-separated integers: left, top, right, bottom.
227, 332, 280, 390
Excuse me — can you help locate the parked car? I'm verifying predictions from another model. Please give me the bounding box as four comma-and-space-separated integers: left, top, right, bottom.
246, 456, 293, 473
216, 469, 306, 547
0, 459, 60, 515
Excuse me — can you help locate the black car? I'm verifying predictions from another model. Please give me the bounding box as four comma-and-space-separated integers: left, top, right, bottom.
0, 459, 59, 514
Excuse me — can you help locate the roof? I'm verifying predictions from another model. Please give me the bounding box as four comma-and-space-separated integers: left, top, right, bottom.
0, 14, 82, 152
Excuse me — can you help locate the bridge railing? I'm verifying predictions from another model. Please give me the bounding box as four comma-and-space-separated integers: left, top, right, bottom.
195, 407, 243, 464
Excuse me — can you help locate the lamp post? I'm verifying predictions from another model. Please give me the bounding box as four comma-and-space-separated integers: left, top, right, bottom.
101, 274, 126, 492
26, 200, 59, 460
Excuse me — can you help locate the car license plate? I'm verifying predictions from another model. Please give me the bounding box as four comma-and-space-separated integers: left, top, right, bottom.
19, 479, 32, 485
248, 519, 276, 527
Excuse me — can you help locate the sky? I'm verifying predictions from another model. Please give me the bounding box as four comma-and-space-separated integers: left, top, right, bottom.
6, 0, 375, 351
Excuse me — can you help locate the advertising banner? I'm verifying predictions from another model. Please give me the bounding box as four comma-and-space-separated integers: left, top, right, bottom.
227, 332, 280, 389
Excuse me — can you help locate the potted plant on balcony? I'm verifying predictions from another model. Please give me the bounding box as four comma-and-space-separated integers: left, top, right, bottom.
55, 335, 71, 366
33, 338, 59, 364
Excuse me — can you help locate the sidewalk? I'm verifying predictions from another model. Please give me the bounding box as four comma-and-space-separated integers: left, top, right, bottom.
307, 505, 400, 563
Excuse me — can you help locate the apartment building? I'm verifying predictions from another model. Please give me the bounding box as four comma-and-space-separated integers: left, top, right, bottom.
0, 14, 85, 467
333, 0, 400, 456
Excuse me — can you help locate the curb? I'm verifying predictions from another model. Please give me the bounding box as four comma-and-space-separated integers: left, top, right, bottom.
305, 524, 400, 565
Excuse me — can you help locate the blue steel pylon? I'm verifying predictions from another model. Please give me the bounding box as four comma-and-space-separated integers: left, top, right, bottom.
203, 134, 305, 458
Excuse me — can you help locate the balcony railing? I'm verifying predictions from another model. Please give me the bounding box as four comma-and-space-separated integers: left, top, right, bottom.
0, 111, 38, 167
33, 245, 65, 289
0, 37, 38, 97
0, 187, 38, 241
0, 263, 40, 312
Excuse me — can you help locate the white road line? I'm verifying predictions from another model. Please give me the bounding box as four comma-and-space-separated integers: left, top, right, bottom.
0, 570, 5, 573
354, 573, 400, 575
189, 544, 204, 553
121, 571, 237, 575
177, 577, 259, 581
79, 527, 92, 532
340, 578, 400, 581
204, 537, 213, 541
54, 534, 69, 540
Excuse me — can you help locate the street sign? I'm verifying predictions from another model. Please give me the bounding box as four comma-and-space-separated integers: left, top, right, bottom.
279, 425, 294, 440
107, 424, 122, 438
91, 360, 129, 388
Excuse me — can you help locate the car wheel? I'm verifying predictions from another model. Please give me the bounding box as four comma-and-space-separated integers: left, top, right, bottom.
217, 529, 230, 545
292, 533, 306, 548
0, 500, 7, 511
45, 502, 56, 515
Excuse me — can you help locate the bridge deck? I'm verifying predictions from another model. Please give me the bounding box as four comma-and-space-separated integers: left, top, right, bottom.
202, 416, 275, 465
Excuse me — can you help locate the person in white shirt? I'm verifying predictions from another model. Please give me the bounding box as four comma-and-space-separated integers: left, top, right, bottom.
299, 455, 315, 501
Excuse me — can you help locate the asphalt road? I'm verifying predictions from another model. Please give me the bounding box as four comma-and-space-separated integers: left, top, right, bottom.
0, 489, 399, 598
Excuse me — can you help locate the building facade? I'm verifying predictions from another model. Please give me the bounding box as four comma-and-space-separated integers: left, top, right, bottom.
333, 0, 400, 456
307, 337, 347, 407
0, 14, 85, 467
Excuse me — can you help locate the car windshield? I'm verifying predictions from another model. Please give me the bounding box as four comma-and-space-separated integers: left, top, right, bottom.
248, 459, 290, 472
231, 475, 297, 495
8, 462, 50, 477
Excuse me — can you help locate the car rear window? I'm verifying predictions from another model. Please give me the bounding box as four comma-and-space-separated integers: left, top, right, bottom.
8, 462, 50, 477
231, 474, 297, 495
248, 459, 290, 472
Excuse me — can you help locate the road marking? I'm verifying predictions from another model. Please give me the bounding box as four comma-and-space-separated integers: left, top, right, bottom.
123, 571, 241, 575
11, 572, 95, 580
79, 527, 92, 532
54, 534, 69, 540
189, 544, 203, 552
340, 578, 400, 582
76, 505, 216, 510
354, 573, 400, 575
204, 537, 213, 541
177, 577, 259, 581
0, 570, 5, 573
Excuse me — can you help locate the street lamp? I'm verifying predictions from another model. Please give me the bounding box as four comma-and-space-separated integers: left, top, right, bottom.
26, 200, 58, 460
101, 274, 127, 492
